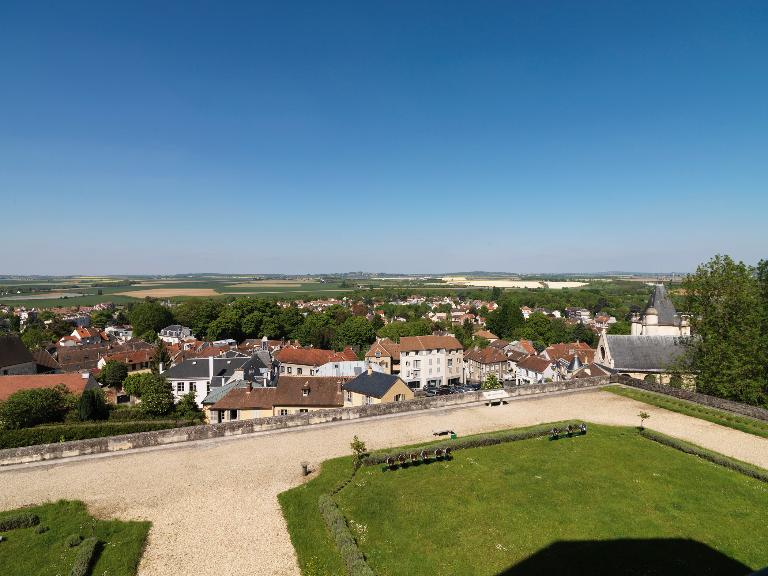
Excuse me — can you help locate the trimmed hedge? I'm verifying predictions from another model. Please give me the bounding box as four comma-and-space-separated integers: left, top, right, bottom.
69, 537, 99, 576
362, 423, 583, 466
66, 533, 83, 547
0, 512, 40, 531
0, 420, 194, 449
318, 494, 374, 576
639, 429, 768, 483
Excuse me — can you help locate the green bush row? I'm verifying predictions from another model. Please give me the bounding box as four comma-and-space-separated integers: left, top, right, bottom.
0, 420, 192, 449
318, 494, 374, 576
0, 512, 40, 531
639, 429, 768, 483
69, 537, 99, 576
362, 423, 581, 466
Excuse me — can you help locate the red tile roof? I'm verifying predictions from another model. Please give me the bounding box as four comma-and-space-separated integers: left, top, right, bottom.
465, 347, 508, 365
275, 347, 357, 366
365, 338, 401, 360
399, 335, 463, 352
516, 356, 553, 374
0, 372, 97, 402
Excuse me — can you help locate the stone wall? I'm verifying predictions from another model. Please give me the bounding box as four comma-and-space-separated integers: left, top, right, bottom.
0, 376, 609, 467
612, 374, 768, 422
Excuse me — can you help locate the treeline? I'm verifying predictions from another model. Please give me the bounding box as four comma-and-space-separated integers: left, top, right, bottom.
681, 255, 768, 407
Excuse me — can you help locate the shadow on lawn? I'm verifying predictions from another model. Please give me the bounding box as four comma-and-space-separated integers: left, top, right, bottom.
497, 538, 752, 576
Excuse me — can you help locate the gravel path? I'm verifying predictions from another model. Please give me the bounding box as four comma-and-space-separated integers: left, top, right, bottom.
1, 389, 767, 576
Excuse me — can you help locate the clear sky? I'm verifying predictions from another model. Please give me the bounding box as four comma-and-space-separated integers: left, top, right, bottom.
1, 1, 766, 275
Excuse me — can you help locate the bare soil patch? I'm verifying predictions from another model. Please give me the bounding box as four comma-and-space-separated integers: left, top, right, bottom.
116, 288, 219, 298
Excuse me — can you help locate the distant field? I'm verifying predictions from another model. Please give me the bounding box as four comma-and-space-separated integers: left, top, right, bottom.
114, 288, 220, 298
441, 276, 590, 289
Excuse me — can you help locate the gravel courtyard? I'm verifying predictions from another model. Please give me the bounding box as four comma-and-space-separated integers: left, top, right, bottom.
1, 388, 767, 576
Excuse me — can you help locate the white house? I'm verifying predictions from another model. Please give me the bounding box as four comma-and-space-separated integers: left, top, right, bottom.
515, 355, 557, 385
399, 335, 464, 389
158, 325, 194, 344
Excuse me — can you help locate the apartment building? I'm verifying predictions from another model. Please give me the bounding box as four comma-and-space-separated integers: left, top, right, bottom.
398, 335, 464, 389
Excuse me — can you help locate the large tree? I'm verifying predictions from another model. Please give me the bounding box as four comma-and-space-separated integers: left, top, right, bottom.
98, 360, 129, 390
333, 316, 375, 351
485, 297, 524, 339
129, 300, 173, 341
682, 254, 767, 406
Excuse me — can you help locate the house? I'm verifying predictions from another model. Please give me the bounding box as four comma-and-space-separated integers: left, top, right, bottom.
0, 371, 100, 402
162, 354, 271, 407
0, 334, 36, 376
510, 339, 537, 356
204, 381, 277, 423
571, 363, 611, 379
595, 333, 690, 382
464, 346, 509, 383
540, 342, 595, 364
31, 349, 61, 374
97, 348, 153, 373
399, 335, 464, 389
313, 360, 385, 377
158, 325, 194, 344
104, 325, 133, 344
271, 376, 347, 416
70, 327, 108, 345
342, 368, 413, 407
473, 330, 498, 342
631, 284, 691, 337
506, 349, 530, 380
515, 356, 557, 385
364, 338, 401, 374
564, 307, 591, 324
275, 346, 357, 377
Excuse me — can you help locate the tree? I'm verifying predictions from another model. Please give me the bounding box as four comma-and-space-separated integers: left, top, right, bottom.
0, 386, 69, 429
682, 255, 767, 406
129, 300, 173, 341
334, 316, 375, 351
174, 391, 201, 420
376, 319, 432, 341
150, 340, 171, 374
481, 373, 501, 390
77, 388, 109, 421
638, 411, 650, 429
206, 309, 243, 341
138, 376, 174, 416
173, 299, 224, 339
123, 372, 156, 398
98, 360, 129, 390
350, 435, 367, 470
608, 320, 632, 335
643, 374, 657, 384
90, 309, 114, 329
20, 326, 53, 351
486, 297, 524, 339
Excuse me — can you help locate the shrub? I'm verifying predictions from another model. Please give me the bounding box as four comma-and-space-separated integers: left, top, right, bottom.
66, 533, 83, 547
98, 360, 129, 390
78, 388, 109, 421
318, 494, 374, 576
0, 386, 69, 429
0, 420, 191, 449
174, 391, 202, 420
69, 537, 99, 576
639, 429, 768, 483
0, 512, 40, 531
362, 423, 578, 466
138, 377, 174, 417
35, 524, 49, 534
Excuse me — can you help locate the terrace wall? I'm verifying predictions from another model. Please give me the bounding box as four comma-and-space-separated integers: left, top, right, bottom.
612, 374, 768, 422
0, 376, 609, 466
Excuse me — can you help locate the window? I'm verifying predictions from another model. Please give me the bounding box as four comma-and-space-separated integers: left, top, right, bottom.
346, 390, 352, 401
394, 393, 405, 402
279, 409, 288, 416
206, 383, 211, 393
414, 360, 421, 368
299, 408, 309, 413
287, 366, 292, 374
303, 388, 310, 396
280, 365, 285, 373
176, 382, 185, 393
375, 351, 381, 358
229, 409, 238, 421
429, 358, 433, 365
190, 382, 197, 392
448, 359, 453, 367
297, 367, 303, 375
365, 396, 373, 405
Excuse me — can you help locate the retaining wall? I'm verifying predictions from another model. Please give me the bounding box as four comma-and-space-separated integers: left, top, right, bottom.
612, 374, 768, 422
0, 376, 609, 467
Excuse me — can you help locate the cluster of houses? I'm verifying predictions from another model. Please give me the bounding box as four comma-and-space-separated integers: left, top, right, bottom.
0, 284, 690, 427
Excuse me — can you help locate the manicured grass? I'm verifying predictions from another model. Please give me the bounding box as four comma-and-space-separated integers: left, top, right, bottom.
604, 385, 768, 439
280, 425, 768, 576
0, 500, 149, 576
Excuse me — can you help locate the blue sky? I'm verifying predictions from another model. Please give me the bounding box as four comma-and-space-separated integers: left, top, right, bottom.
1, 1, 766, 275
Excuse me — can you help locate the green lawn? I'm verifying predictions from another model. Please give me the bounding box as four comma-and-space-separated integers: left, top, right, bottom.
0, 500, 149, 576
604, 385, 768, 439
280, 425, 768, 576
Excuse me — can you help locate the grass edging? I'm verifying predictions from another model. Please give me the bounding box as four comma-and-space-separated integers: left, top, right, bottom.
362, 422, 585, 466
0, 513, 40, 531
638, 428, 768, 482
318, 494, 374, 576
604, 385, 768, 439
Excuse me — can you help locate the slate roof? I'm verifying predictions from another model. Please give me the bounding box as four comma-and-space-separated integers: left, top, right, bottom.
343, 372, 403, 399
603, 335, 690, 372
31, 348, 60, 372
163, 355, 266, 380
0, 335, 34, 369
646, 284, 679, 325
517, 356, 553, 373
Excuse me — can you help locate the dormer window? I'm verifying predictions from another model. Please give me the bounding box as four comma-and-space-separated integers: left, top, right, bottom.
375, 351, 381, 358
303, 388, 310, 396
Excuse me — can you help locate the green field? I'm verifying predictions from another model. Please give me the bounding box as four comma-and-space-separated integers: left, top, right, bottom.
0, 500, 149, 576
604, 385, 768, 439
279, 425, 768, 576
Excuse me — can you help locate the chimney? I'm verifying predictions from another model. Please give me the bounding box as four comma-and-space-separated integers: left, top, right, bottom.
209, 356, 214, 380
367, 363, 373, 376
246, 382, 252, 393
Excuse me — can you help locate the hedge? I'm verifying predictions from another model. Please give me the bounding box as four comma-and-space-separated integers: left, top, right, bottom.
66, 533, 83, 547
0, 512, 40, 531
362, 423, 583, 466
0, 421, 191, 449
639, 429, 768, 483
318, 494, 374, 576
69, 537, 99, 576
